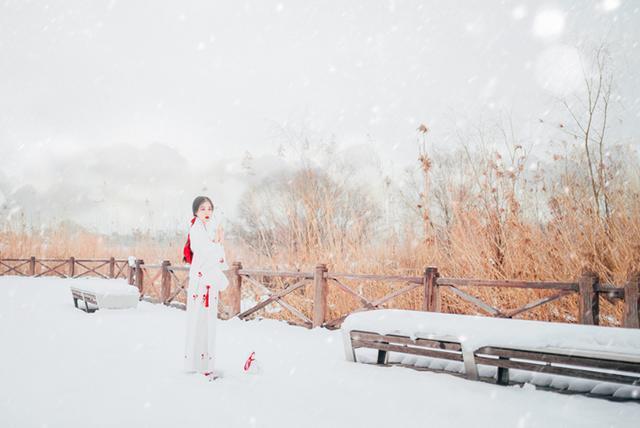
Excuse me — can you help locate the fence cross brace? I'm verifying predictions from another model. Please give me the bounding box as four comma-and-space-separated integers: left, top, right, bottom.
35, 260, 69, 278
74, 260, 110, 279
0, 260, 30, 276
239, 275, 312, 326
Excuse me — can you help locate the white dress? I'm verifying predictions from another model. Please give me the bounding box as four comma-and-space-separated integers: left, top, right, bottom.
183, 216, 229, 373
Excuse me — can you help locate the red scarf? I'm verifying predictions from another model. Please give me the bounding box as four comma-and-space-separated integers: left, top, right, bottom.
182, 216, 197, 263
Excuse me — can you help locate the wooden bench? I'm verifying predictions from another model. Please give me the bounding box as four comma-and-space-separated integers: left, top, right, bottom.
70, 279, 140, 313
71, 287, 100, 313
343, 309, 640, 399
474, 346, 640, 388
349, 330, 474, 378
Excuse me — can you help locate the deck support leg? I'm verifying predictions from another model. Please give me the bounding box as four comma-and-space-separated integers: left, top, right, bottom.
497, 357, 510, 385
376, 350, 388, 365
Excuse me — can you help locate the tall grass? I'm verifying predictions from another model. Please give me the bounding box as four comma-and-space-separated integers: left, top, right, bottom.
2, 45, 638, 326
2, 136, 639, 326
2, 134, 638, 327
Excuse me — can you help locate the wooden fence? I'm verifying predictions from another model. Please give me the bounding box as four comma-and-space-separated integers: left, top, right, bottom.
0, 257, 130, 280
1, 257, 638, 329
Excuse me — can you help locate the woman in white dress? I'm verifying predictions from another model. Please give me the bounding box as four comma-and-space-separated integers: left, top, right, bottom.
183, 196, 229, 380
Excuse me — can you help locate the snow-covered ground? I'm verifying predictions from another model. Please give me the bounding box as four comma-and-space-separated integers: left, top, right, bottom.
1, 276, 639, 428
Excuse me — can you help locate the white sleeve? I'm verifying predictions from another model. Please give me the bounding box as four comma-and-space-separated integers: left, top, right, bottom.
213, 242, 229, 270
208, 214, 220, 232
190, 220, 218, 260
190, 219, 229, 267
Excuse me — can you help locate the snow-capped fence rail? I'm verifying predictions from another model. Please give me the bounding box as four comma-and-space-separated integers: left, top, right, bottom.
1, 257, 639, 329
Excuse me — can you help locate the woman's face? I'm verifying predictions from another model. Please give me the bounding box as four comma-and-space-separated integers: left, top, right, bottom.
196, 201, 214, 223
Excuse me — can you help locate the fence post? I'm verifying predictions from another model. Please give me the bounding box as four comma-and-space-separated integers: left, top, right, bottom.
423, 266, 440, 312
68, 257, 75, 278
624, 272, 639, 328
109, 257, 115, 278
161, 260, 171, 304
229, 261, 243, 317
135, 259, 144, 297
127, 260, 135, 285
313, 263, 328, 328
29, 256, 36, 276
578, 270, 599, 325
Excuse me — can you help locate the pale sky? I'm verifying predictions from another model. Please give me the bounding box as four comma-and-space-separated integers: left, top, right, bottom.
0, 0, 638, 233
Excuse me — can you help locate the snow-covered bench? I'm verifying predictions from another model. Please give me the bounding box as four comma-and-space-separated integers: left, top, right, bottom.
70, 279, 140, 313
342, 309, 640, 399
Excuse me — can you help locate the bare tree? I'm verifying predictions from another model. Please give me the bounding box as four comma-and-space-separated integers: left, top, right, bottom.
416, 124, 434, 243
558, 45, 614, 223
233, 166, 381, 264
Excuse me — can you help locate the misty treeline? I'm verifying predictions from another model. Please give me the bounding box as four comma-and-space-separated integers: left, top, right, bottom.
1, 46, 637, 324
0, 46, 636, 289
232, 47, 640, 285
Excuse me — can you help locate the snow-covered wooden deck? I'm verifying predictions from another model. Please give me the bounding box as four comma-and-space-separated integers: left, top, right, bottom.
1, 276, 639, 428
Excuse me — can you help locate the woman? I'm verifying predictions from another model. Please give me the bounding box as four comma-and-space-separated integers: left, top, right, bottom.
183, 196, 229, 380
